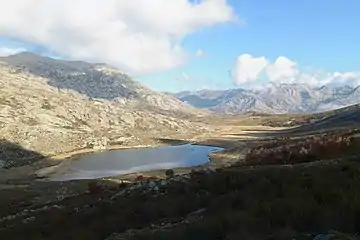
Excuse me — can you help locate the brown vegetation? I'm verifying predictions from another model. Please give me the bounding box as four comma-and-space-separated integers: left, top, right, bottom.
1, 121, 360, 239
243, 130, 359, 166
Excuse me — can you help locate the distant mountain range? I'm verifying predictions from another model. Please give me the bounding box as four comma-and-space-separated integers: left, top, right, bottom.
173, 83, 360, 114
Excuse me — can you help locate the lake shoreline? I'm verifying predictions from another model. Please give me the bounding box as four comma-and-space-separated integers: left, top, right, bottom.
1, 125, 277, 183
35, 141, 185, 179
36, 142, 225, 181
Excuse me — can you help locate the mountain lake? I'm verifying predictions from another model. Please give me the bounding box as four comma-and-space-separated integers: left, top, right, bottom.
47, 144, 224, 181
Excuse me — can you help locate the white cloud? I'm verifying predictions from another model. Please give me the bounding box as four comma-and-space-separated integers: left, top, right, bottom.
0, 46, 27, 56
232, 54, 268, 84
195, 49, 205, 58
0, 0, 236, 75
322, 72, 360, 86
232, 54, 360, 87
265, 56, 299, 83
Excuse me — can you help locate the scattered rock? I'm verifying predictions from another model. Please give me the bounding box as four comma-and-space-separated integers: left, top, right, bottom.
148, 181, 156, 188
160, 180, 167, 186
22, 216, 36, 224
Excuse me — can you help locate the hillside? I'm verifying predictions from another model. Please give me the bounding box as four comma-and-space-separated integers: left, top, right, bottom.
1, 52, 203, 115
290, 104, 360, 132
174, 83, 360, 114
1, 115, 360, 239
0, 53, 210, 168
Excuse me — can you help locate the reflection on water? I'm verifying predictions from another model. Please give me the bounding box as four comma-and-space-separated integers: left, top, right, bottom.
49, 144, 223, 181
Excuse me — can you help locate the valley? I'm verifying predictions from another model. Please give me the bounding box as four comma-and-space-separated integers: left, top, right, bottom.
1, 53, 360, 239
1, 113, 360, 240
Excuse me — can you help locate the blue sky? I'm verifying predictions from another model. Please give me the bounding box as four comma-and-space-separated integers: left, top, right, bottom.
1, 0, 360, 92
139, 0, 360, 92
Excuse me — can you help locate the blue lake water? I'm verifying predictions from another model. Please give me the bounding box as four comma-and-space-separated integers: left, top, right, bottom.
49, 144, 223, 181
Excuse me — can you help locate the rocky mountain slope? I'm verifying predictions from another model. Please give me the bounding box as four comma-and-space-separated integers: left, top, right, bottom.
174, 83, 360, 114
1, 52, 203, 116
0, 53, 210, 167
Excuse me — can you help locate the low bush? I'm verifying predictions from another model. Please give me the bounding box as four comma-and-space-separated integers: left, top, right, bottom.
243, 131, 358, 166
